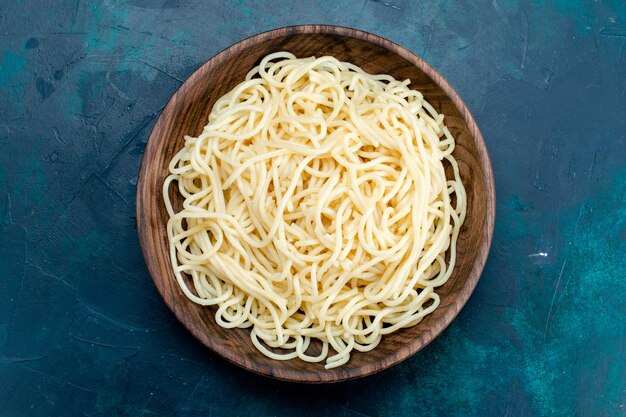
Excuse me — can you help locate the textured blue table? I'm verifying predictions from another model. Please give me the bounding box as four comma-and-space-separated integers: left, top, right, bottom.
1, 1, 624, 416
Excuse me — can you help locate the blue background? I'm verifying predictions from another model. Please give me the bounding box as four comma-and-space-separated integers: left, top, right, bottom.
0, 1, 624, 416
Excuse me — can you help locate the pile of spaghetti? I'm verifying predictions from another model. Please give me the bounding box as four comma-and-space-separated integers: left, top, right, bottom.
164, 52, 466, 369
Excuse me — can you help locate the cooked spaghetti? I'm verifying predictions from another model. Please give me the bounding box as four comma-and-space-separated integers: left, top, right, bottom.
163, 52, 466, 369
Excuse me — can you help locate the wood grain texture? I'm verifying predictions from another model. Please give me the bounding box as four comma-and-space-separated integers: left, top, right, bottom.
136, 25, 495, 383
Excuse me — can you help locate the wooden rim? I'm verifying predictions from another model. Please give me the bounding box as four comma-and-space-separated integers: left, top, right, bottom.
136, 25, 496, 383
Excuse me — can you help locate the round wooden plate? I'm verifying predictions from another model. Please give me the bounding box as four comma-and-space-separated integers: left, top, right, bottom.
136, 25, 495, 383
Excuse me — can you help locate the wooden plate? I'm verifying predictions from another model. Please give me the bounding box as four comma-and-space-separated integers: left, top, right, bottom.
136, 25, 495, 383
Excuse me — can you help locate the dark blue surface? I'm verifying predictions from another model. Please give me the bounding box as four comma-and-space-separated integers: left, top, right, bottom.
0, 1, 625, 416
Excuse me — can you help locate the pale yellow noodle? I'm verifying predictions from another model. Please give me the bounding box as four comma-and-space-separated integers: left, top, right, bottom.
164, 52, 467, 369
